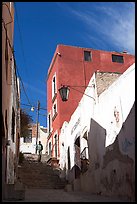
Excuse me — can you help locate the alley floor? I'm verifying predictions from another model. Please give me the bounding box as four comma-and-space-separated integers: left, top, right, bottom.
3, 154, 131, 202
4, 188, 129, 202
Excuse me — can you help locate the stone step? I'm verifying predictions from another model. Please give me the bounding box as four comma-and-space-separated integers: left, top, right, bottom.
18, 154, 67, 190
19, 177, 66, 184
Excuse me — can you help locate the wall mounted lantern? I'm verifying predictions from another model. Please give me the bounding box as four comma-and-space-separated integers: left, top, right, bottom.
58, 85, 70, 101
58, 84, 95, 102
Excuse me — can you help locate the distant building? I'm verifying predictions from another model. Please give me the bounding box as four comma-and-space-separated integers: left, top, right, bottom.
46, 44, 135, 166
20, 124, 48, 154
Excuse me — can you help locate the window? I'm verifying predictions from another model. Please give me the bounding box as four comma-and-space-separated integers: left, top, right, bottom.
52, 100, 57, 120
52, 74, 57, 100
23, 136, 32, 143
11, 108, 15, 142
48, 112, 52, 134
53, 103, 57, 114
112, 54, 124, 63
23, 129, 32, 143
84, 51, 91, 61
53, 76, 56, 94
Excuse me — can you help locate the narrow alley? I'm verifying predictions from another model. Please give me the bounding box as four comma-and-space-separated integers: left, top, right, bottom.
4, 154, 128, 202
2, 2, 135, 202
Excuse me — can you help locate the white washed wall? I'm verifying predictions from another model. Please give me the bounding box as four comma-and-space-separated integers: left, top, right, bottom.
81, 63, 135, 198
59, 73, 96, 172
94, 63, 135, 147
38, 128, 48, 154
59, 121, 68, 172
59, 63, 135, 190
20, 126, 48, 154
20, 138, 36, 154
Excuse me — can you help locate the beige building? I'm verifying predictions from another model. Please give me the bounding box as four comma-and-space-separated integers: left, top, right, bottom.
2, 2, 21, 200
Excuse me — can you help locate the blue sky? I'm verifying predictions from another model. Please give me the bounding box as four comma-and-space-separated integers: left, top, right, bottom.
13, 2, 135, 127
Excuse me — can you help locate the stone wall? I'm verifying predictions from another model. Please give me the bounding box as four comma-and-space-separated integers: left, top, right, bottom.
96, 72, 121, 96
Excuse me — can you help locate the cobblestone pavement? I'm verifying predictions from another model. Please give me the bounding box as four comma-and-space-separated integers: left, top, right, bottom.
5, 188, 129, 202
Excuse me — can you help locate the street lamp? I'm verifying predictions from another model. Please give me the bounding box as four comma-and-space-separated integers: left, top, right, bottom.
20, 102, 47, 153
31, 107, 35, 112
58, 85, 95, 102
35, 100, 40, 154
58, 85, 70, 101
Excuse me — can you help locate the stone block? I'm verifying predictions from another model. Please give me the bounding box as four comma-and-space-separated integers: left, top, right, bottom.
65, 184, 73, 192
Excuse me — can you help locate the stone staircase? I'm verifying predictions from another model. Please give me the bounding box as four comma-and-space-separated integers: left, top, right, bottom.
18, 154, 67, 189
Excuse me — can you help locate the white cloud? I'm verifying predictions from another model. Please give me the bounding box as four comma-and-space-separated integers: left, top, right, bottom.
67, 3, 135, 54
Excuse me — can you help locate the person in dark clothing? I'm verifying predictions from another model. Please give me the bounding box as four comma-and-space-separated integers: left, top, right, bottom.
36, 141, 43, 162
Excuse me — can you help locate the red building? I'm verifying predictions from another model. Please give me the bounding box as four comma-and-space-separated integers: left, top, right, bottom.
46, 44, 135, 164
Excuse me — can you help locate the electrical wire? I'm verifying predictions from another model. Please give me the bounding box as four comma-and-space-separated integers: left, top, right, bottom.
70, 86, 95, 101
2, 14, 33, 107
3, 5, 46, 126
3, 18, 32, 106
14, 2, 30, 83
20, 103, 47, 111
12, 50, 31, 106
15, 63, 32, 106
2, 19, 14, 52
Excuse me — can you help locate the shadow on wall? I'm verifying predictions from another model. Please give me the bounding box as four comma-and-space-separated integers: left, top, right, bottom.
80, 118, 106, 194
101, 103, 135, 201
82, 103, 135, 201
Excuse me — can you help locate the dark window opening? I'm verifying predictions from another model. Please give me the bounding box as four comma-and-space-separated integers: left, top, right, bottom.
23, 129, 32, 143
5, 110, 8, 131
84, 51, 91, 61
2, 114, 5, 149
48, 114, 51, 133
112, 54, 124, 63
5, 33, 9, 81
74, 137, 81, 178
54, 134, 58, 158
75, 137, 80, 147
54, 104, 56, 113
49, 142, 51, 156
53, 76, 56, 95
11, 108, 15, 142
53, 103, 57, 119
67, 147, 71, 170
23, 136, 32, 143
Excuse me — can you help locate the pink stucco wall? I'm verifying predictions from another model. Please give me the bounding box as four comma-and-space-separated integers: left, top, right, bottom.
47, 44, 135, 159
